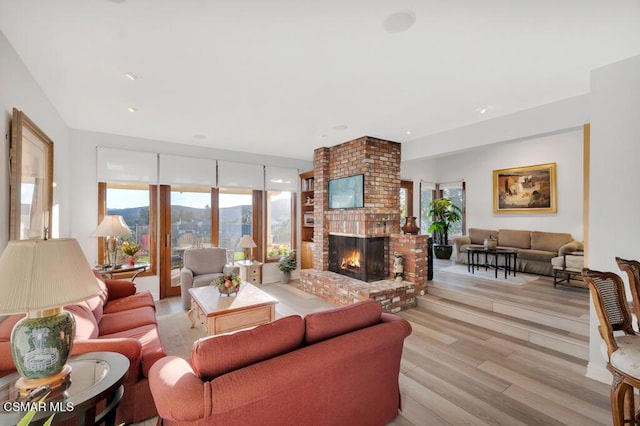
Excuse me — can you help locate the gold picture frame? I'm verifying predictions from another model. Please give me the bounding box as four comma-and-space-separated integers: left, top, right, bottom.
493, 163, 557, 214
10, 108, 54, 240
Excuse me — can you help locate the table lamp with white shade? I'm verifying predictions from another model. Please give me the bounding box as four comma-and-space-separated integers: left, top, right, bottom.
238, 234, 257, 262
0, 238, 101, 395
91, 215, 132, 267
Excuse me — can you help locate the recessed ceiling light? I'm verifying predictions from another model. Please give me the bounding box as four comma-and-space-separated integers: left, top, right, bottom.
383, 10, 416, 34
124, 72, 138, 81
405, 130, 412, 135
127, 107, 137, 113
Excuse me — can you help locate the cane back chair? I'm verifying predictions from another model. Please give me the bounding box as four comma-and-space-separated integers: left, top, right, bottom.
582, 268, 640, 426
616, 257, 640, 330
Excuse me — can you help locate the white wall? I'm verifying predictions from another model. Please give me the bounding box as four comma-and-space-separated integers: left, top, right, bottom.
401, 129, 585, 240
587, 54, 640, 382
0, 31, 72, 249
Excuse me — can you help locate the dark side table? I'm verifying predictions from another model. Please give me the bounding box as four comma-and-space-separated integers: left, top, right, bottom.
467, 247, 518, 279
0, 352, 129, 426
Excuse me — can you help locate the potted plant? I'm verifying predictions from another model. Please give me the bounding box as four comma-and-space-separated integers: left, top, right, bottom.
278, 249, 297, 284
427, 197, 462, 260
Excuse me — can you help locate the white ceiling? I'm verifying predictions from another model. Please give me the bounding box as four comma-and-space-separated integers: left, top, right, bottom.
1, 0, 640, 161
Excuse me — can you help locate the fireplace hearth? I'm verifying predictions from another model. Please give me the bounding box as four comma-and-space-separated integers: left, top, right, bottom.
329, 235, 388, 282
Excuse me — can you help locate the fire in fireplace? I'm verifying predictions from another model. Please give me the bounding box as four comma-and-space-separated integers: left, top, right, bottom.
329, 235, 388, 282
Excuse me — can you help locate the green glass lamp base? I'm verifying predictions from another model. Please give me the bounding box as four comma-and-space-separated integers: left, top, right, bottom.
10, 308, 76, 381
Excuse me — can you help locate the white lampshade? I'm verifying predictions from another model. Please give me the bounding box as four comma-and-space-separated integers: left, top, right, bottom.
0, 238, 101, 314
238, 235, 257, 249
91, 215, 132, 237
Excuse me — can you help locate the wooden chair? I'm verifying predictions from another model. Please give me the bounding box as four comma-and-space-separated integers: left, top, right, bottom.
582, 268, 640, 426
616, 257, 640, 330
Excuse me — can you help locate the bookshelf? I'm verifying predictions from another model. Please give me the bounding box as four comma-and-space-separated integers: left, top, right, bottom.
300, 171, 314, 269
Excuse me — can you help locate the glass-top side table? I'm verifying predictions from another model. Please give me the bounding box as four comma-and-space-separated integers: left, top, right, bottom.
0, 351, 129, 426
93, 262, 149, 281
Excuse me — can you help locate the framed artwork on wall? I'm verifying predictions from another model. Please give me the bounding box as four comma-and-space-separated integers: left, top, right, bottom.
493, 162, 557, 214
10, 108, 54, 240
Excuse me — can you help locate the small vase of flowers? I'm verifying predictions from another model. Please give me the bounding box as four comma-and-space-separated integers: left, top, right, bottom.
122, 241, 141, 266
213, 273, 241, 296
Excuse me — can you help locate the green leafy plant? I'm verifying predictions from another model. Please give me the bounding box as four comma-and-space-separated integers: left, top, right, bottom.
278, 249, 297, 273
427, 197, 462, 245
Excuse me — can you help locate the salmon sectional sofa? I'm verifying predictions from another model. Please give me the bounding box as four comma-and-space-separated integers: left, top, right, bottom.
0, 271, 166, 425
149, 298, 412, 426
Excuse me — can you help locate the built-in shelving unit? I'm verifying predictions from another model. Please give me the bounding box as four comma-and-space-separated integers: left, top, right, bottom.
300, 171, 315, 269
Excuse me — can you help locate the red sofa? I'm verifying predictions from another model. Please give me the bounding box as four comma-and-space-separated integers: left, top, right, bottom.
149, 299, 412, 426
0, 271, 166, 424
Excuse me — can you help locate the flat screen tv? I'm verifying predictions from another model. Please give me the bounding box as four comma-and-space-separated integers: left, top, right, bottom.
328, 174, 364, 209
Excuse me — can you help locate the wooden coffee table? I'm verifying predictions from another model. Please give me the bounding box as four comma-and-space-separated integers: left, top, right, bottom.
188, 283, 278, 336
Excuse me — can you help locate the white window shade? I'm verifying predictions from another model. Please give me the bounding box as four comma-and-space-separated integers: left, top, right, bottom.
265, 166, 298, 191
97, 147, 157, 183
217, 160, 264, 189
159, 154, 217, 187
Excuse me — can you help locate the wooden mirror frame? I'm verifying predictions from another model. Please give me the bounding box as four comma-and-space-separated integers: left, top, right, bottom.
10, 108, 54, 240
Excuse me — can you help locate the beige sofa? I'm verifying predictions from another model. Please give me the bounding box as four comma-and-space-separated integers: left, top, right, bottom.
453, 228, 583, 276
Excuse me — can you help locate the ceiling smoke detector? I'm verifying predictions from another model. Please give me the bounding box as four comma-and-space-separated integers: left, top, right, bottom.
383, 10, 416, 34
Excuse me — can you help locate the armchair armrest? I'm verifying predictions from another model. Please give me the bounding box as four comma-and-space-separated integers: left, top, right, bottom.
559, 240, 584, 255
149, 356, 207, 422
453, 236, 471, 251
180, 267, 194, 287
104, 278, 137, 300
223, 265, 240, 275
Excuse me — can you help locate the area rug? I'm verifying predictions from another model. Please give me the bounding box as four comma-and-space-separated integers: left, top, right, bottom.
157, 312, 206, 360
439, 264, 540, 285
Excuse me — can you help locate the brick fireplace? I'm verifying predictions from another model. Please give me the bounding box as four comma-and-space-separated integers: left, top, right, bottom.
300, 136, 430, 313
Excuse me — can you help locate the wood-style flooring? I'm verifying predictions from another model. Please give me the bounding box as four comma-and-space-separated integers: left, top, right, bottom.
150, 260, 611, 426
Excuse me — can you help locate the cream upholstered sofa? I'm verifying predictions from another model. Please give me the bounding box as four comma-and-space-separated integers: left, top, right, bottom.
180, 247, 239, 310
453, 228, 583, 276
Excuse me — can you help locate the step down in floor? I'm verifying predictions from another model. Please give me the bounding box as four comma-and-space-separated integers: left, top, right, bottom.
418, 293, 589, 361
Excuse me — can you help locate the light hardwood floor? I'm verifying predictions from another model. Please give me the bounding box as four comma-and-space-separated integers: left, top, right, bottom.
150, 262, 611, 426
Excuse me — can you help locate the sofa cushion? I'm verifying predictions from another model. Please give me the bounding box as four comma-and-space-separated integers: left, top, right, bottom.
65, 303, 100, 339
99, 306, 157, 336
530, 231, 573, 253
517, 249, 557, 263
94, 274, 110, 305
468, 228, 498, 245
305, 299, 382, 345
100, 323, 166, 377
191, 315, 305, 381
498, 229, 531, 249
184, 248, 228, 275
85, 295, 104, 324
103, 291, 155, 314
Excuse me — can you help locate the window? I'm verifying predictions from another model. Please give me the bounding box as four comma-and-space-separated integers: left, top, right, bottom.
419, 181, 466, 238
99, 182, 156, 276
440, 184, 465, 238
266, 191, 293, 259
218, 188, 253, 260
399, 180, 413, 225
420, 182, 435, 232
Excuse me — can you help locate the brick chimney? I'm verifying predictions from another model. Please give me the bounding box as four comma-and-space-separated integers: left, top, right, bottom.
312, 136, 401, 271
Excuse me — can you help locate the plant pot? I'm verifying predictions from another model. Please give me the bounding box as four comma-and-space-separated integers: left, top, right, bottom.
433, 244, 453, 260
280, 271, 291, 284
